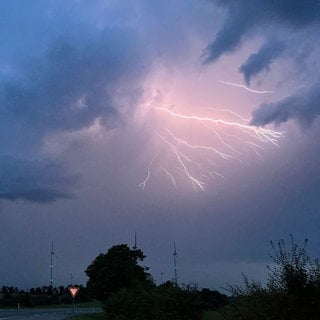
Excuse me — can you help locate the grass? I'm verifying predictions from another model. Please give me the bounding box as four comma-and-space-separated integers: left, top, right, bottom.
67, 311, 223, 320
65, 309, 224, 320
66, 313, 105, 320
203, 310, 224, 320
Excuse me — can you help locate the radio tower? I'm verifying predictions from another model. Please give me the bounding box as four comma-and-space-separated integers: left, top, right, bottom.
133, 232, 137, 249
50, 241, 55, 287
173, 242, 178, 286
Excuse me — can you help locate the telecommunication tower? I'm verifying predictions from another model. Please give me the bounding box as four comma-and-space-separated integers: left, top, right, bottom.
50, 241, 55, 287
173, 242, 178, 285
133, 232, 137, 249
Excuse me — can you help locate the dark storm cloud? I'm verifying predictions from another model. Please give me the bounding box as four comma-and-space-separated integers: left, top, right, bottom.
239, 40, 285, 84
0, 29, 144, 202
0, 157, 77, 203
251, 84, 320, 127
202, 0, 320, 126
2, 28, 142, 133
0, 0, 218, 203
0, 2, 150, 203
204, 0, 320, 64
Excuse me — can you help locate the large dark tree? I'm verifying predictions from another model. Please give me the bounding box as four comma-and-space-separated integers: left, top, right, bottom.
85, 244, 153, 302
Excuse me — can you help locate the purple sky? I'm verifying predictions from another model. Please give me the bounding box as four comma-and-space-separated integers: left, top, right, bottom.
1, 0, 320, 291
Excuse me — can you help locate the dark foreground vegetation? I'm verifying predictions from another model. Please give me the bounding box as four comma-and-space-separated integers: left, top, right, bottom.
219, 235, 320, 320
3, 235, 320, 320
85, 244, 228, 320
85, 236, 320, 320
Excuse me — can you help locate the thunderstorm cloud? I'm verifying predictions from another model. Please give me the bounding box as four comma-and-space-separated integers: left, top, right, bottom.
0, 2, 149, 202
0, 157, 77, 203
0, 0, 215, 203
239, 40, 286, 84
251, 84, 320, 127
204, 0, 320, 64
0, 0, 319, 203
202, 0, 320, 127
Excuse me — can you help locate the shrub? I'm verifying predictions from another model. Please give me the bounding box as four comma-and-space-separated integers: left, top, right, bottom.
222, 236, 320, 320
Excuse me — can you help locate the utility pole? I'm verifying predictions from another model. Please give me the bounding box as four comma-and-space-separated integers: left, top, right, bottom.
50, 241, 55, 287
173, 242, 178, 286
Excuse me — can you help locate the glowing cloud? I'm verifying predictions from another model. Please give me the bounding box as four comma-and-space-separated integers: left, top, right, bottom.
138, 105, 284, 191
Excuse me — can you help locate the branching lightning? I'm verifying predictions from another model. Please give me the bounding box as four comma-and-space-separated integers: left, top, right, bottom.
160, 167, 177, 189
157, 132, 207, 191
165, 128, 233, 160
155, 107, 283, 146
138, 105, 284, 191
138, 152, 158, 189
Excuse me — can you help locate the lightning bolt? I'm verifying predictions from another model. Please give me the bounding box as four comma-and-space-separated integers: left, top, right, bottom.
138, 106, 284, 192
155, 107, 284, 146
219, 80, 273, 94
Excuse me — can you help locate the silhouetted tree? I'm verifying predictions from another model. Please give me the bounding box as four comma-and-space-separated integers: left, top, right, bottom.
85, 244, 153, 302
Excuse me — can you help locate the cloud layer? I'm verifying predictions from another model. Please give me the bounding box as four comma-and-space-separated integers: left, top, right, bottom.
240, 40, 285, 84
0, 0, 219, 203
204, 0, 320, 64
0, 157, 77, 203
202, 0, 320, 127
2, 0, 320, 203
0, 2, 151, 202
251, 84, 320, 127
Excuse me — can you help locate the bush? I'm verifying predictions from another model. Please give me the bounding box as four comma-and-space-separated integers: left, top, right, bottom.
104, 284, 155, 320
103, 282, 204, 320
154, 282, 204, 320
222, 236, 320, 320
200, 288, 229, 310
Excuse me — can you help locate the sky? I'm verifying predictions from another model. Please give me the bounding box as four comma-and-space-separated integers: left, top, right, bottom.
1, 0, 320, 291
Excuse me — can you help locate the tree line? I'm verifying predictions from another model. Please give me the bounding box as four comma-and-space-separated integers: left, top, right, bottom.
0, 285, 92, 307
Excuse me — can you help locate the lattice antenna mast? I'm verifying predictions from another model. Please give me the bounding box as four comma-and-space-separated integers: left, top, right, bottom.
50, 241, 55, 287
133, 232, 137, 249
173, 242, 178, 286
